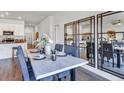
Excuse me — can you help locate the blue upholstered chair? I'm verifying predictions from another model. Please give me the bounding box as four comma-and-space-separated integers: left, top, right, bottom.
64, 45, 77, 80
55, 44, 63, 52
16, 49, 30, 81
17, 46, 32, 71
16, 46, 54, 81
55, 44, 77, 81
64, 45, 77, 57
55, 44, 69, 81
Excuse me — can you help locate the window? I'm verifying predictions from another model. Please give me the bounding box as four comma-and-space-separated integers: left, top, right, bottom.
64, 16, 95, 67
97, 11, 124, 79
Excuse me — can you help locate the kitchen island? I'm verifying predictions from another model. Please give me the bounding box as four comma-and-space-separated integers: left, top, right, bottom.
0, 43, 27, 59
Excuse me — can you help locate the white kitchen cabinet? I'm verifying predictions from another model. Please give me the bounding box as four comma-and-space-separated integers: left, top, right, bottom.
0, 43, 27, 59
0, 19, 25, 36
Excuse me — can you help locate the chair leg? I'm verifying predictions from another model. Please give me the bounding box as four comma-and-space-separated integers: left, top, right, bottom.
12, 49, 14, 61
58, 78, 61, 81
58, 76, 66, 81
112, 58, 114, 67
70, 69, 76, 81
64, 76, 66, 80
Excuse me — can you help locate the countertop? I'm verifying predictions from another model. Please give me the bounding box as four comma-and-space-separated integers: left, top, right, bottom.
0, 42, 26, 44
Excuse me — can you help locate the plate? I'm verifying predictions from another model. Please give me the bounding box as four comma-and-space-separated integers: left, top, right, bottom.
33, 54, 46, 60
56, 52, 66, 57
30, 49, 40, 53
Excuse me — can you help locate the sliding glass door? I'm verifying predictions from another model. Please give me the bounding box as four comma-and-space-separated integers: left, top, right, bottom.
97, 11, 124, 78
77, 16, 95, 67
64, 12, 124, 78
64, 16, 95, 67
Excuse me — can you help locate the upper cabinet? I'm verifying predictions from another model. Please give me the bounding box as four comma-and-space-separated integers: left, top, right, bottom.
0, 19, 25, 36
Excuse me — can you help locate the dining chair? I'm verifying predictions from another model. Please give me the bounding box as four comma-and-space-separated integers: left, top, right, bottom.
16, 46, 54, 81
54, 44, 69, 81
16, 48, 30, 81
86, 42, 95, 60
57, 45, 78, 81
17, 46, 32, 71
55, 44, 63, 52
102, 43, 114, 67
64, 45, 77, 57
12, 47, 18, 61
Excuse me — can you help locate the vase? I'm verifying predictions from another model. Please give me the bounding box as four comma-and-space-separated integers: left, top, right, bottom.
45, 44, 52, 58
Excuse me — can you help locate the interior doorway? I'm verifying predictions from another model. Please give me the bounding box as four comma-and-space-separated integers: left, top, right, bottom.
25, 33, 33, 49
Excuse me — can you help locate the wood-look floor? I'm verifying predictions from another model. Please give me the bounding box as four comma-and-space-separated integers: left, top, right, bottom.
0, 58, 100, 81
0, 58, 22, 81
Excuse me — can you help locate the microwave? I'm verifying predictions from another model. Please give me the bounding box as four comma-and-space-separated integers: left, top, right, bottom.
3, 31, 14, 35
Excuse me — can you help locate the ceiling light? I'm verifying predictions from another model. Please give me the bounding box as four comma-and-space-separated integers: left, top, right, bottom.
17, 16, 22, 19
111, 20, 123, 26
5, 12, 9, 15
0, 14, 5, 17
117, 22, 122, 26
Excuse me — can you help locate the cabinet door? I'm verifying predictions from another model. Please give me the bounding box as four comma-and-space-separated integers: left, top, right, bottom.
14, 24, 24, 36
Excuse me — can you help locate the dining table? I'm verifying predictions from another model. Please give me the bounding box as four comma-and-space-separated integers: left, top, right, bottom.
26, 49, 88, 81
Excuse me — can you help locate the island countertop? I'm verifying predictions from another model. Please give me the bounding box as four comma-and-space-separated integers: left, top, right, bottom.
0, 42, 26, 44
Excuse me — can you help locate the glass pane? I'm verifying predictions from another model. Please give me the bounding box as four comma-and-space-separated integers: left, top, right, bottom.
78, 19, 95, 67
65, 35, 74, 45
98, 12, 124, 78
79, 47, 87, 60
66, 25, 73, 35
79, 20, 90, 35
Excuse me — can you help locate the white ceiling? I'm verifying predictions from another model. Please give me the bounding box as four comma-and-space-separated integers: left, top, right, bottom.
103, 12, 124, 24
0, 11, 123, 26
0, 11, 59, 25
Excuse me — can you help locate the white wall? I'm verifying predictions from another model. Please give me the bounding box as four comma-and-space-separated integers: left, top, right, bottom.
52, 11, 103, 44
25, 25, 35, 44
0, 19, 25, 36
37, 16, 53, 39
37, 11, 103, 44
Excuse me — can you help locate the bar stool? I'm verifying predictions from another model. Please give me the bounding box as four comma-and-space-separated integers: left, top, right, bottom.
12, 47, 18, 61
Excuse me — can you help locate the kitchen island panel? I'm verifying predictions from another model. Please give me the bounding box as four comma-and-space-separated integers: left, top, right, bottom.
0, 43, 27, 59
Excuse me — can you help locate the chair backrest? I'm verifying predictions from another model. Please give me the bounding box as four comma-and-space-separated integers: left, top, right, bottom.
64, 45, 77, 57
17, 46, 30, 81
86, 42, 95, 59
55, 44, 63, 52
87, 42, 95, 52
18, 46, 26, 58
103, 43, 113, 59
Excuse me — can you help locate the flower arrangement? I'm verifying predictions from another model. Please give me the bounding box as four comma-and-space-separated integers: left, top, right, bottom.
33, 33, 53, 48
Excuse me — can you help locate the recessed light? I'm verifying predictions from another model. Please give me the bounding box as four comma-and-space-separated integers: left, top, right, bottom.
5, 12, 9, 15
0, 14, 5, 17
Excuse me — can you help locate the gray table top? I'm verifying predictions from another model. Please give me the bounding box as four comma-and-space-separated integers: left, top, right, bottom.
27, 50, 88, 80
